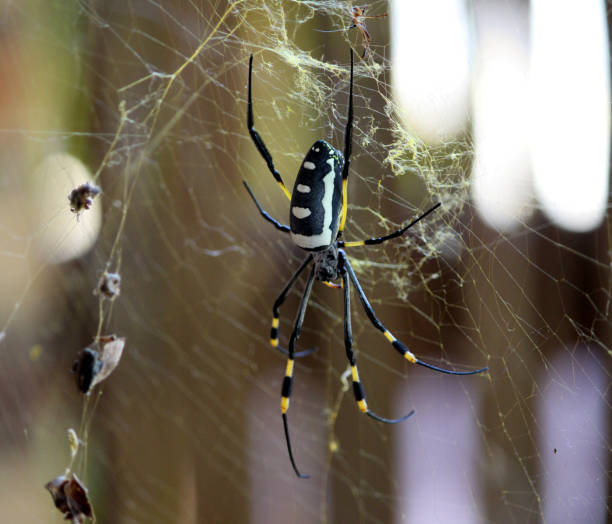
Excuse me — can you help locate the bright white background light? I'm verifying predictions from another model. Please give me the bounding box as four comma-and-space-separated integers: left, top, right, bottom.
393, 0, 609, 233
470, 3, 532, 231
391, 0, 471, 143
530, 0, 610, 232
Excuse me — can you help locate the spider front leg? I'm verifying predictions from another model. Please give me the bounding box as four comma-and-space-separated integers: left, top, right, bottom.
340, 261, 415, 423
247, 55, 292, 201
271, 255, 317, 359
340, 252, 488, 375
339, 202, 441, 248
339, 49, 354, 234
281, 265, 316, 478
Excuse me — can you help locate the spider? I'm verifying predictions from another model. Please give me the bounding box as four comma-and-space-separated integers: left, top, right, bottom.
349, 5, 387, 57
244, 50, 488, 478
316, 5, 388, 58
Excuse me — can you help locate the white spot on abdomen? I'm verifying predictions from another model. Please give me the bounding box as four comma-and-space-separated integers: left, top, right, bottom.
296, 184, 311, 193
303, 161, 316, 170
292, 206, 312, 219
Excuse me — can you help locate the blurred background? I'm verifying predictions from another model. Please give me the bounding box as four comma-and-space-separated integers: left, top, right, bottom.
0, 1, 609, 522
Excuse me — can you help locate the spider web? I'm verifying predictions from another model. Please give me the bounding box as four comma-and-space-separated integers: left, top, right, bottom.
0, 1, 610, 523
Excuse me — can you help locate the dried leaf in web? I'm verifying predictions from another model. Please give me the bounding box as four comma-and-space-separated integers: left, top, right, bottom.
45, 474, 94, 523
73, 347, 102, 394
90, 335, 126, 389
73, 336, 125, 393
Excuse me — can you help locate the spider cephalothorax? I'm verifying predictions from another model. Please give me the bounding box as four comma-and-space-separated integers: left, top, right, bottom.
312, 243, 340, 282
244, 50, 487, 478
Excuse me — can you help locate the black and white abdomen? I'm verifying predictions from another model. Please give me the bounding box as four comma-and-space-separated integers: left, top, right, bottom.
290, 140, 344, 251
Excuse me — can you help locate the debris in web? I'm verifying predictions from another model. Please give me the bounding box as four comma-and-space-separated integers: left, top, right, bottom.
45, 473, 94, 523
68, 182, 101, 216
67, 428, 80, 461
95, 272, 121, 300
72, 335, 126, 394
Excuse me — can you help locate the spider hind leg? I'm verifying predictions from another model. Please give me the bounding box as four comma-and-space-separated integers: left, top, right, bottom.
280, 265, 316, 478
270, 255, 313, 350
275, 345, 317, 359
341, 251, 488, 376
341, 261, 415, 423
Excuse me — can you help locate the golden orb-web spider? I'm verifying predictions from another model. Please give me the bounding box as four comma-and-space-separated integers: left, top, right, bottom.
244, 50, 488, 478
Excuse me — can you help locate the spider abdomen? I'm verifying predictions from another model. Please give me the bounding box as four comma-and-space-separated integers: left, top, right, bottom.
290, 140, 343, 251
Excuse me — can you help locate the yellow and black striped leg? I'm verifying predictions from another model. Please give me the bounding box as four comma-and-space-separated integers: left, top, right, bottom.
247, 55, 292, 201
243, 181, 290, 233
339, 49, 354, 234
282, 265, 316, 478
340, 264, 415, 423
339, 203, 441, 248
341, 252, 488, 376
271, 255, 316, 359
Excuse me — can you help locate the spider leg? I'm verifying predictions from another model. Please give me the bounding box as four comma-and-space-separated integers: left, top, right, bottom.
340, 261, 415, 423
338, 49, 354, 234
340, 251, 488, 376
339, 203, 441, 248
358, 25, 371, 58
243, 181, 290, 233
271, 255, 314, 358
314, 25, 356, 33
245, 180, 312, 356
281, 265, 316, 478
364, 14, 388, 21
276, 345, 317, 359
247, 55, 292, 201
